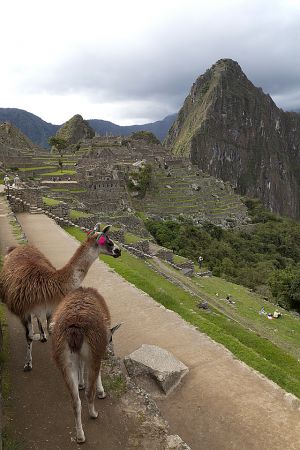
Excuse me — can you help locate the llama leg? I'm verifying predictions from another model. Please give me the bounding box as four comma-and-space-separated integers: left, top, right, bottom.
64, 355, 85, 443
85, 366, 99, 418
78, 359, 85, 390
96, 363, 106, 399
46, 312, 52, 334
22, 316, 33, 371
28, 315, 34, 339
36, 316, 47, 343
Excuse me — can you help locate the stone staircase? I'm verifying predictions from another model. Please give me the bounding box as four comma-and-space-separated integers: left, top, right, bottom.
29, 205, 43, 214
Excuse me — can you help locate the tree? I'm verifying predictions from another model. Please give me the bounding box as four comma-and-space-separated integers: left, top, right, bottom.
58, 156, 63, 172
268, 268, 300, 311
127, 164, 152, 198
48, 136, 68, 155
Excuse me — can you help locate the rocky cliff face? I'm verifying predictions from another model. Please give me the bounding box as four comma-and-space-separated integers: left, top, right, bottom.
56, 114, 95, 145
165, 59, 300, 219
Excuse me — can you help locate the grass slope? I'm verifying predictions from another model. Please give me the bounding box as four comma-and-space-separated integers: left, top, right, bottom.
65, 226, 300, 398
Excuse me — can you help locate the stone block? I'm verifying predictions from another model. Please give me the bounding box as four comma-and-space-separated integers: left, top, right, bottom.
166, 435, 191, 450
124, 344, 188, 395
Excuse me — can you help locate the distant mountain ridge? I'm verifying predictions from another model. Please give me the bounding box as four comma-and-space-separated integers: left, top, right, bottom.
0, 121, 40, 152
0, 108, 177, 148
0, 108, 59, 149
89, 114, 177, 142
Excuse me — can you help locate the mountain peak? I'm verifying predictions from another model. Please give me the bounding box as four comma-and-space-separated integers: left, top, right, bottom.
164, 59, 300, 219
213, 58, 241, 69
55, 114, 95, 145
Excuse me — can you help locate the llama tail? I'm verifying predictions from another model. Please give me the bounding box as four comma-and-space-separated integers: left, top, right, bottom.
6, 246, 17, 255
65, 326, 84, 353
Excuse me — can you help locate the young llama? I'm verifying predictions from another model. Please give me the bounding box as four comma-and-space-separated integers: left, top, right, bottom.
0, 224, 120, 371
51, 286, 121, 444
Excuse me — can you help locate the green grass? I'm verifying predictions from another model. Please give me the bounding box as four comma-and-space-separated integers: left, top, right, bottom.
50, 188, 86, 193
69, 209, 93, 219
2, 428, 23, 450
192, 275, 300, 359
103, 373, 126, 398
135, 211, 148, 221
64, 226, 300, 398
0, 304, 10, 400
41, 169, 76, 176
8, 218, 26, 245
172, 254, 188, 264
18, 166, 56, 172
42, 197, 62, 207
124, 232, 145, 245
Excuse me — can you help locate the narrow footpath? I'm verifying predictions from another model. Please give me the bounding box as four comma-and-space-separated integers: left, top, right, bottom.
16, 213, 300, 450
0, 195, 133, 450
1, 206, 300, 449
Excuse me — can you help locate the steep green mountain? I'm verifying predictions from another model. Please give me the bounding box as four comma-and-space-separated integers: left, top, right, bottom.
0, 108, 59, 148
0, 109, 177, 148
165, 59, 300, 220
55, 114, 95, 145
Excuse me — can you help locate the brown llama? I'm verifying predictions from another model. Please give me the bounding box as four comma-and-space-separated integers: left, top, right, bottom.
0, 224, 121, 371
51, 286, 121, 444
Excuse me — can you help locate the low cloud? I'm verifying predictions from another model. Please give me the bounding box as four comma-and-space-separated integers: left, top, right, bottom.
1, 0, 300, 122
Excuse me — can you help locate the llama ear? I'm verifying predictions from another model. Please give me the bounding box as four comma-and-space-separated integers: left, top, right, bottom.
110, 322, 123, 335
93, 223, 101, 232
102, 224, 112, 235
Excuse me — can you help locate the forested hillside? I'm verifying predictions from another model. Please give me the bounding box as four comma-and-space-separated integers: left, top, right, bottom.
145, 199, 300, 311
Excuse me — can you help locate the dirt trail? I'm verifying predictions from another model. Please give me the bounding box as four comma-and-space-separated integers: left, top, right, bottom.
1, 208, 300, 449
0, 197, 133, 450
6, 314, 132, 450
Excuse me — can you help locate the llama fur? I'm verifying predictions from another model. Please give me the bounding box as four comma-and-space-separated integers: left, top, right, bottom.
0, 225, 120, 370
51, 287, 119, 444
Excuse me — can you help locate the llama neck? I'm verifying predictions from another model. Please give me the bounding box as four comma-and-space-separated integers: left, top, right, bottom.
56, 241, 98, 292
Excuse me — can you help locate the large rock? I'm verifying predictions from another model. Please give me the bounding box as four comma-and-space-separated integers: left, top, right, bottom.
124, 344, 188, 395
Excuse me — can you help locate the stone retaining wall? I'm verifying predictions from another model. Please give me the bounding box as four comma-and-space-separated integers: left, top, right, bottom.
7, 187, 43, 213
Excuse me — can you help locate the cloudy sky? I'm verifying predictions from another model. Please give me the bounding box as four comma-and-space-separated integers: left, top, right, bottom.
1, 0, 300, 125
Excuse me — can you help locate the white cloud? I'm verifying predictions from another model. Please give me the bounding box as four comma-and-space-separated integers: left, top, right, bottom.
1, 0, 300, 123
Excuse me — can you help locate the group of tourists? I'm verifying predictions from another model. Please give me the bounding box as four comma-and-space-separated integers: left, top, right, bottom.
3, 174, 21, 188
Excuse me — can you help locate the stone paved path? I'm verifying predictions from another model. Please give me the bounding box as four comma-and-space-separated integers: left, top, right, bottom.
14, 213, 300, 450
1, 206, 300, 449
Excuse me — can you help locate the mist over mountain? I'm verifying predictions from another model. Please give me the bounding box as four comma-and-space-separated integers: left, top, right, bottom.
0, 108, 177, 148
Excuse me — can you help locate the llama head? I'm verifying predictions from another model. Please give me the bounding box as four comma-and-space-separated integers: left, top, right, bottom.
109, 322, 123, 341
107, 322, 123, 356
87, 224, 121, 258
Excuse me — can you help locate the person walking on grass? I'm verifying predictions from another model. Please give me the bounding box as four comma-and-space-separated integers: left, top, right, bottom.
198, 255, 203, 269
